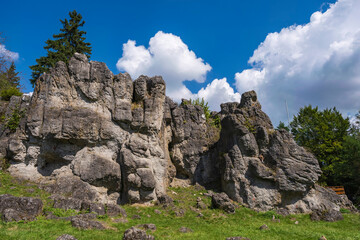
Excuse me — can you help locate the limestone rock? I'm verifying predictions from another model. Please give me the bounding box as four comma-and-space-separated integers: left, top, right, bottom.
71, 218, 106, 230
196, 197, 207, 209
0, 194, 43, 222
1, 53, 355, 215
136, 223, 157, 231
211, 192, 235, 214
217, 91, 322, 213
120, 133, 166, 203
259, 224, 269, 230
179, 226, 193, 233
44, 176, 98, 202
81, 201, 106, 215
56, 234, 78, 240
72, 147, 121, 192
106, 204, 127, 217
310, 209, 343, 222
52, 195, 82, 211
123, 227, 155, 240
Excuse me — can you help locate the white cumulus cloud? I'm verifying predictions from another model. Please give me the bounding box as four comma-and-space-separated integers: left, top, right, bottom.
235, 0, 360, 125
194, 78, 241, 111
116, 31, 212, 101
0, 44, 19, 62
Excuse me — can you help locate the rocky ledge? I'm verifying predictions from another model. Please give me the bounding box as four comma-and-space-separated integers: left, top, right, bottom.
0, 53, 355, 215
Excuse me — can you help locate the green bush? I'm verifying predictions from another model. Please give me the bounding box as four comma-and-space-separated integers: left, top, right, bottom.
0, 87, 22, 101
43, 207, 79, 217
191, 98, 211, 120
340, 208, 351, 214
190, 98, 221, 129
3, 105, 25, 131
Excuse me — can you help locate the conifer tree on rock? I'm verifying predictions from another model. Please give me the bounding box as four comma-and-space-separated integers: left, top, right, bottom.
29, 10, 91, 86
3, 62, 20, 88
0, 34, 22, 100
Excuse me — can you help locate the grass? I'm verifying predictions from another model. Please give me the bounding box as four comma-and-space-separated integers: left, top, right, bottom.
0, 170, 359, 240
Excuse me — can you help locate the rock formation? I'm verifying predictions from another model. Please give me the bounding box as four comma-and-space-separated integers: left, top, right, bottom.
0, 53, 354, 214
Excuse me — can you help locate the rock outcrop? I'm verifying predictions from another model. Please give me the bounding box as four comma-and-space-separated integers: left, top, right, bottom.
216, 91, 325, 213
0, 53, 354, 215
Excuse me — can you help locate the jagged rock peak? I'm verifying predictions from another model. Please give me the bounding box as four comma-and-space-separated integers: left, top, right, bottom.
239, 90, 261, 108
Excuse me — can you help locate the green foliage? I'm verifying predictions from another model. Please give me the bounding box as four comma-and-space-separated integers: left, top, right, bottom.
30, 10, 92, 86
212, 114, 221, 128
340, 208, 351, 214
131, 101, 143, 110
0, 35, 22, 100
44, 207, 79, 218
290, 105, 350, 184
244, 116, 256, 133
0, 87, 22, 101
190, 98, 221, 129
191, 98, 211, 120
2, 62, 20, 87
276, 121, 290, 132
3, 105, 25, 131
334, 134, 360, 206
96, 214, 108, 220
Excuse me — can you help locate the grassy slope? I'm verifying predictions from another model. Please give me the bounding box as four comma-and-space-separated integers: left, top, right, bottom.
0, 171, 359, 240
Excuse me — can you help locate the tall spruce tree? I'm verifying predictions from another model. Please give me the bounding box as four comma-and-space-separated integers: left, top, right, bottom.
30, 10, 91, 86
5, 62, 20, 88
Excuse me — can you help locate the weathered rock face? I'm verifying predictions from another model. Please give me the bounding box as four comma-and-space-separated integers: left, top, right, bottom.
169, 99, 220, 187
1, 53, 170, 204
0, 53, 354, 214
217, 90, 323, 213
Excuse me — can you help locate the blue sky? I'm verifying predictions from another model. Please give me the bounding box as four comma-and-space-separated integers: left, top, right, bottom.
3, 0, 360, 125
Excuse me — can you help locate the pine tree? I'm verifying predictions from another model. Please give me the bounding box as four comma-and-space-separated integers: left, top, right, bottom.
30, 10, 91, 86
0, 62, 22, 101
5, 62, 20, 88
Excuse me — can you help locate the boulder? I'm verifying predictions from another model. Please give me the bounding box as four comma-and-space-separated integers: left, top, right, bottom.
81, 201, 105, 215
179, 226, 193, 233
123, 227, 155, 240
0, 194, 43, 222
136, 223, 157, 231
71, 218, 106, 230
310, 209, 344, 222
52, 195, 82, 211
196, 197, 207, 209
44, 176, 98, 202
56, 234, 78, 240
211, 192, 235, 214
106, 204, 127, 217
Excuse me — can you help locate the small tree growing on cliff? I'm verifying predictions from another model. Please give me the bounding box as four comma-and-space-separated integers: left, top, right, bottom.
30, 10, 92, 86
0, 34, 22, 100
